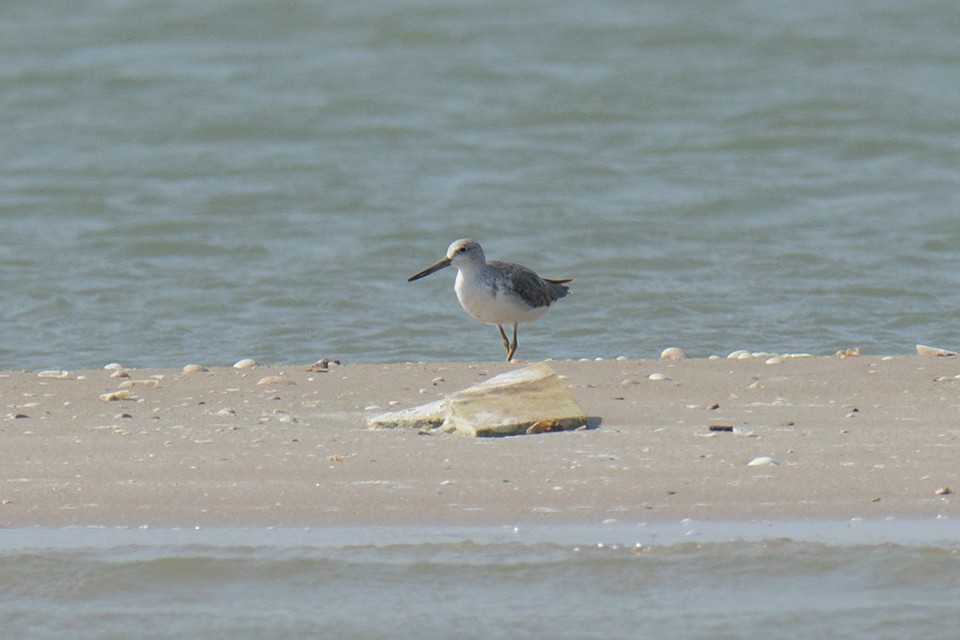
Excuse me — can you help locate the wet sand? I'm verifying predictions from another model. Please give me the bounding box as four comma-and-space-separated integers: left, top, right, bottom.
1, 355, 957, 527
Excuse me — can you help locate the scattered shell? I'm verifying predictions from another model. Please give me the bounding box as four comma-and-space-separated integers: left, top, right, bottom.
215, 408, 236, 417
109, 369, 130, 379
660, 347, 686, 361
916, 344, 957, 357
648, 372, 668, 381
934, 487, 953, 496
836, 348, 860, 358
233, 358, 257, 369
747, 456, 780, 466
620, 378, 639, 387
257, 375, 296, 386
526, 419, 565, 435
37, 370, 70, 379
118, 379, 160, 389
727, 350, 752, 360
765, 356, 784, 365
327, 454, 344, 462
103, 363, 124, 371
431, 376, 445, 385
99, 390, 135, 402
114, 412, 133, 419
785, 353, 813, 359
182, 364, 207, 373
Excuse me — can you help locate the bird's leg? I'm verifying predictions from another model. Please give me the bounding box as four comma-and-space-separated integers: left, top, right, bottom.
497, 324, 511, 358
506, 323, 518, 361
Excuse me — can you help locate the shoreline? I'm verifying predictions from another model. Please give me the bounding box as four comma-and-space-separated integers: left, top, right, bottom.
1, 355, 958, 528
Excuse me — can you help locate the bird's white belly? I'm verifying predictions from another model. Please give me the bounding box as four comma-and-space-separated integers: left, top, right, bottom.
455, 272, 548, 325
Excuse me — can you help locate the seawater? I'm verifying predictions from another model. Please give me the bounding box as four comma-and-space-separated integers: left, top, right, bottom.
1, 520, 959, 640
2, 0, 960, 369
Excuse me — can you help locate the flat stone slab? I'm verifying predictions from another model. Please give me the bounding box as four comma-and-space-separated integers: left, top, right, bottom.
367, 363, 588, 437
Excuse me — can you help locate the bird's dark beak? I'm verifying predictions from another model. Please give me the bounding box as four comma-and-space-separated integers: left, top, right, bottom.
408, 256, 452, 282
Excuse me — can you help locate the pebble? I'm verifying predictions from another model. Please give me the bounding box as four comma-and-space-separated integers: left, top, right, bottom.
660, 347, 686, 361
747, 456, 780, 466
233, 358, 257, 369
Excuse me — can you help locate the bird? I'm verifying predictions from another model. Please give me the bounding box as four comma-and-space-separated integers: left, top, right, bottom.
407, 238, 571, 361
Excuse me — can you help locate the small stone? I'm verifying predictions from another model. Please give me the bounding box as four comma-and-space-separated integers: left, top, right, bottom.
233, 358, 257, 369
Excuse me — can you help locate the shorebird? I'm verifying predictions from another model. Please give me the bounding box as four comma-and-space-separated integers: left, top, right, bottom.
408, 238, 571, 361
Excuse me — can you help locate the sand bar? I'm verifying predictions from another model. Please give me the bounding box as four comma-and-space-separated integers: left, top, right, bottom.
1, 355, 958, 527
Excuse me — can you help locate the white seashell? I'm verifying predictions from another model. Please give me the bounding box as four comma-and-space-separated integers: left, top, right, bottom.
103, 363, 124, 370
765, 356, 784, 365
747, 456, 780, 466
233, 358, 257, 369
727, 350, 752, 360
660, 347, 687, 361
99, 390, 135, 402
118, 379, 160, 388
916, 344, 957, 357
37, 370, 70, 379
648, 372, 668, 381
109, 369, 130, 379
182, 364, 206, 373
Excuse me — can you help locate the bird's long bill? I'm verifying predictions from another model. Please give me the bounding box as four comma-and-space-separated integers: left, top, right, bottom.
407, 257, 451, 282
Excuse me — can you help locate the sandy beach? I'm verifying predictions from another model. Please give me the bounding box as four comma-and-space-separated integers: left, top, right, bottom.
1, 354, 957, 528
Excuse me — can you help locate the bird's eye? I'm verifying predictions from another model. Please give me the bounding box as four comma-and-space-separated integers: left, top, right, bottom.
459, 246, 467, 252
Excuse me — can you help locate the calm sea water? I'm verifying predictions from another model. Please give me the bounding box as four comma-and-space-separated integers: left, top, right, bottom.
1, 520, 959, 640
2, 0, 960, 370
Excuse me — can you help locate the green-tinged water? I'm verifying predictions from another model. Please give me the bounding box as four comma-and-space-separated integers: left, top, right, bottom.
2, 521, 959, 639
2, 0, 959, 369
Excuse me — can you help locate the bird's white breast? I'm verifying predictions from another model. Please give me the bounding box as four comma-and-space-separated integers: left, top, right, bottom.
454, 269, 549, 325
